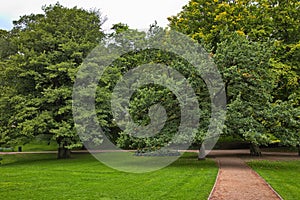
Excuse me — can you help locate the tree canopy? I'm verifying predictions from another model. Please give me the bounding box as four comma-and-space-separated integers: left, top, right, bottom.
0, 1, 299, 158
169, 0, 300, 154
0, 3, 105, 158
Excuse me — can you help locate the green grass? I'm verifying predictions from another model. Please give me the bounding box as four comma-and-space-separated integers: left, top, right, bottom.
0, 153, 217, 200
19, 140, 58, 152
248, 160, 300, 200
1, 138, 58, 152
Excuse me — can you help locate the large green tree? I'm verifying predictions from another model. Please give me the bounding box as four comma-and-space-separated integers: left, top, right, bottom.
0, 4, 105, 158
168, 0, 299, 100
74, 23, 219, 159
214, 31, 276, 155
168, 0, 300, 154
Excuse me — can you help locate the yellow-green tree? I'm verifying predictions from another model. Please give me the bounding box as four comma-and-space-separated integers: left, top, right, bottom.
169, 0, 300, 154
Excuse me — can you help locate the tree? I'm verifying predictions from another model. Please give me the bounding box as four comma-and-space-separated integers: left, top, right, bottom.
0, 3, 105, 158
0, 29, 19, 147
169, 0, 299, 48
264, 96, 300, 155
169, 0, 299, 102
0, 30, 16, 59
214, 32, 276, 155
169, 0, 300, 155
73, 23, 224, 159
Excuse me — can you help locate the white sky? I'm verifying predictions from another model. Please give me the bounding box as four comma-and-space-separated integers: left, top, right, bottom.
0, 0, 189, 31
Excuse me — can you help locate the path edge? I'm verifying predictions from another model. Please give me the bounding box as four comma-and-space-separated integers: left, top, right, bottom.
245, 161, 284, 200
207, 159, 220, 200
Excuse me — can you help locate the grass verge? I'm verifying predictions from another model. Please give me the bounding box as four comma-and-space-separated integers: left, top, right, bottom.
0, 152, 217, 200
248, 160, 300, 200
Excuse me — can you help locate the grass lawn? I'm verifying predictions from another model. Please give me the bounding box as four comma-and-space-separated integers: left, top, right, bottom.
1, 139, 58, 152
0, 152, 217, 200
19, 140, 58, 152
248, 160, 300, 200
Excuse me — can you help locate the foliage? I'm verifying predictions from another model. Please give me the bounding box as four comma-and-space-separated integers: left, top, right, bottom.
1, 1, 299, 156
169, 0, 300, 149
169, 0, 299, 49
264, 97, 300, 148
214, 32, 276, 145
83, 25, 213, 151
169, 0, 300, 101
0, 3, 105, 157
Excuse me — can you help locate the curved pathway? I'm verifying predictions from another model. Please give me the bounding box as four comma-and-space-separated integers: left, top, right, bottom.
208, 156, 282, 200
207, 150, 292, 200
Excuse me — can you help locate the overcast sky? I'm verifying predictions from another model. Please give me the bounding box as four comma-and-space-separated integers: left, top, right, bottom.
0, 0, 189, 31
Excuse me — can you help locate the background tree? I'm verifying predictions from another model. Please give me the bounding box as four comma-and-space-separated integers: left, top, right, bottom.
264, 97, 300, 155
214, 31, 276, 155
0, 3, 105, 158
168, 0, 300, 154
0, 29, 19, 147
77, 24, 214, 156
168, 0, 299, 102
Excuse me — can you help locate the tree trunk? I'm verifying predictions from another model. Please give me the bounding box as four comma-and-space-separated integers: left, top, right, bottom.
298, 145, 300, 157
58, 146, 71, 159
57, 141, 71, 159
198, 143, 206, 160
249, 143, 262, 156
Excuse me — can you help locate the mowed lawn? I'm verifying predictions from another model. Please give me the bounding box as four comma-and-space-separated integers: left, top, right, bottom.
0, 153, 217, 200
248, 160, 300, 200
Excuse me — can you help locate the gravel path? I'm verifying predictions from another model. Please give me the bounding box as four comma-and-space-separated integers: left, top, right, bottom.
208, 157, 282, 200
208, 150, 287, 200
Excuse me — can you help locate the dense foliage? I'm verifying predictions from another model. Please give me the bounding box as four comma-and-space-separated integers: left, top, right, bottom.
74, 24, 215, 153
0, 1, 299, 158
169, 0, 300, 153
0, 4, 105, 158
